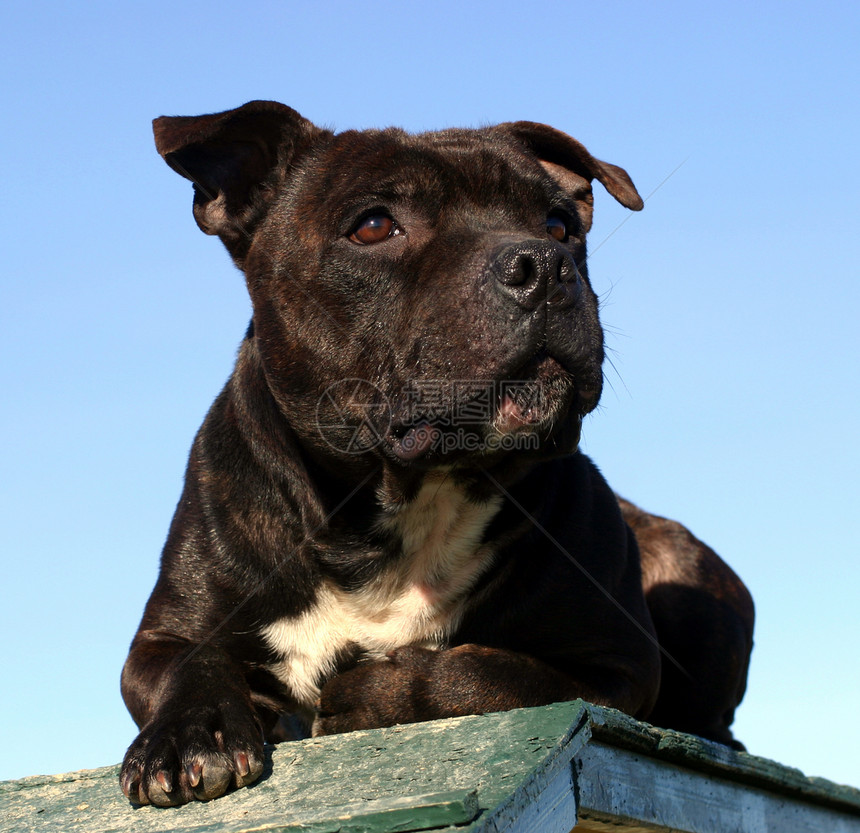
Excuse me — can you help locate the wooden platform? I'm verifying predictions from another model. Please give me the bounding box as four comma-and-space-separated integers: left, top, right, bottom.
3, 701, 860, 832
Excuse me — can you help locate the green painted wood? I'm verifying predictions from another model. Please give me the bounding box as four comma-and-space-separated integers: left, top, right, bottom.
477, 759, 576, 833
257, 790, 479, 832
4, 699, 860, 833
584, 704, 860, 816
576, 742, 860, 833
0, 701, 587, 833
469, 701, 589, 833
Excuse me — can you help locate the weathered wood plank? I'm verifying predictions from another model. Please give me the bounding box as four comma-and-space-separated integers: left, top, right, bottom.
584, 704, 860, 817
255, 789, 480, 832
575, 742, 860, 833
0, 701, 587, 833
479, 762, 576, 833
471, 701, 588, 833
4, 700, 860, 833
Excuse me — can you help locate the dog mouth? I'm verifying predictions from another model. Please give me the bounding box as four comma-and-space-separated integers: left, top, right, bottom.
385, 353, 591, 463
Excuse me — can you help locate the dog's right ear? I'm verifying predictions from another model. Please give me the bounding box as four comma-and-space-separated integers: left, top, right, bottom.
153, 101, 328, 263
496, 121, 643, 233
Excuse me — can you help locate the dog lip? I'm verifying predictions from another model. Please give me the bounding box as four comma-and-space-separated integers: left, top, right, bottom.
493, 394, 541, 434
381, 351, 592, 463
575, 386, 600, 410
510, 350, 601, 417
388, 422, 440, 461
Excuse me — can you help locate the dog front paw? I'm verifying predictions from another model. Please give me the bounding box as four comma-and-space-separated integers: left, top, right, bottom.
120, 702, 265, 806
313, 646, 436, 736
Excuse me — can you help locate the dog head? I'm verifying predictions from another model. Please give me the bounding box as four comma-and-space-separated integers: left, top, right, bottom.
154, 101, 642, 479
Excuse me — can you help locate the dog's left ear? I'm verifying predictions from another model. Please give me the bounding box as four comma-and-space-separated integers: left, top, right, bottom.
497, 122, 643, 232
153, 100, 330, 264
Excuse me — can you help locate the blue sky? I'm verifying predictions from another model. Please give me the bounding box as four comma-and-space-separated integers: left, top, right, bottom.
2, 0, 859, 789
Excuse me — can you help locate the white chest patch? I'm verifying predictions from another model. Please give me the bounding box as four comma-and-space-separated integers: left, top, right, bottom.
261, 474, 502, 707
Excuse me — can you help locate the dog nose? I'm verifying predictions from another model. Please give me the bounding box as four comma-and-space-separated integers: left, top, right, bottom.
492, 240, 581, 311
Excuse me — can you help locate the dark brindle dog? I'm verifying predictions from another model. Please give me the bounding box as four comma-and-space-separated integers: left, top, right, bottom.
120, 101, 754, 806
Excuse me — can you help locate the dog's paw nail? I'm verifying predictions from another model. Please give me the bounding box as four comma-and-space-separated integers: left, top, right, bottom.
155, 769, 173, 793
191, 760, 232, 801
234, 751, 250, 778
186, 761, 202, 788
120, 769, 141, 801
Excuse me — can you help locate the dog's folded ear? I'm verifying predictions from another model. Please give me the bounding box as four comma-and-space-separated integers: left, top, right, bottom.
153, 101, 327, 262
496, 121, 643, 232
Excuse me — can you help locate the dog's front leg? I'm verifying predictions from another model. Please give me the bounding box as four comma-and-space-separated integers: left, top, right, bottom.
120, 633, 265, 806
314, 643, 642, 735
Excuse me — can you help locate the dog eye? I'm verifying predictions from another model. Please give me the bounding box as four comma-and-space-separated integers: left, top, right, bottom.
546, 214, 569, 242
348, 214, 401, 245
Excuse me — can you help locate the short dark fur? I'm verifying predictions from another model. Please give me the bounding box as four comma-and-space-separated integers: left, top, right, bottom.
120, 101, 754, 806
